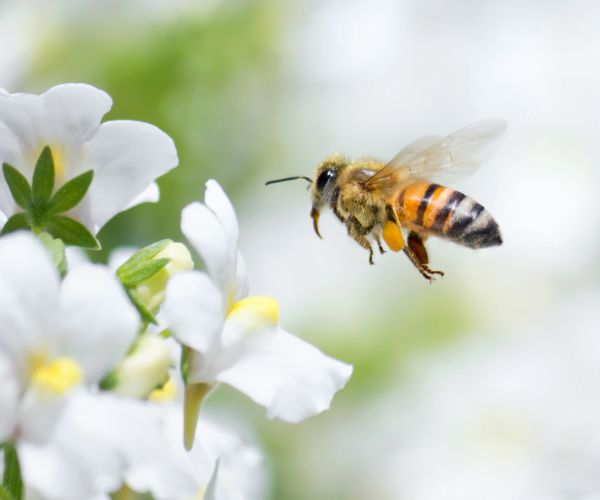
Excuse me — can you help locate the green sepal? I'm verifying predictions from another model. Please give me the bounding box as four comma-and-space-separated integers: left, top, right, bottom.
37, 232, 67, 277
2, 164, 31, 210
31, 146, 55, 206
0, 213, 30, 235
1, 443, 24, 500
99, 371, 119, 391
45, 215, 100, 250
117, 239, 172, 275
118, 258, 170, 287
47, 170, 93, 215
126, 288, 158, 325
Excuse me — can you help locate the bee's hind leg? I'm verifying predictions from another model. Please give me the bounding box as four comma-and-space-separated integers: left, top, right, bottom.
347, 216, 375, 265
404, 232, 444, 282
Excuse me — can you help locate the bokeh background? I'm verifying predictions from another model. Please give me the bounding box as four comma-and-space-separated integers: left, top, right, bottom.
3, 1, 600, 499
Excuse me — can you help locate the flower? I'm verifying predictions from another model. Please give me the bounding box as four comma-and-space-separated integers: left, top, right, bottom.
0, 83, 178, 234
0, 231, 138, 443
164, 180, 353, 449
19, 391, 267, 500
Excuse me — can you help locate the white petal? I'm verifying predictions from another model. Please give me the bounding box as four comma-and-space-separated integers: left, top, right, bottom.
234, 250, 250, 302
215, 327, 353, 423
0, 92, 45, 217
163, 271, 224, 360
204, 180, 239, 250
19, 391, 124, 500
17, 385, 69, 444
181, 201, 236, 298
124, 181, 160, 209
0, 353, 18, 441
0, 232, 60, 378
0, 90, 45, 170
20, 442, 103, 500
41, 83, 112, 178
57, 263, 138, 383
82, 120, 178, 232
64, 246, 90, 269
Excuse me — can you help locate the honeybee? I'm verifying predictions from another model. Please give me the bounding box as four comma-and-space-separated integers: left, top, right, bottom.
266, 120, 505, 281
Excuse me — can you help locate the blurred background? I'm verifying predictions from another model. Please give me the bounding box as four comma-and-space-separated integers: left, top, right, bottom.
3, 0, 600, 498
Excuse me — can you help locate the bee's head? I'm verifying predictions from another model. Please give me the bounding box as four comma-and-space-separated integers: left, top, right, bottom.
310, 154, 348, 238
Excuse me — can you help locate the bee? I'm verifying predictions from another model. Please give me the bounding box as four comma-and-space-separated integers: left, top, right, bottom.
266, 120, 505, 281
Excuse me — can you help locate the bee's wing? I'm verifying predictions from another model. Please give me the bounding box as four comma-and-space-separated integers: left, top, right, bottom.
365, 119, 507, 196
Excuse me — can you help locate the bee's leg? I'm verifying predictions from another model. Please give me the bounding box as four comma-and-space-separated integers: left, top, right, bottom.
404, 232, 444, 281
347, 216, 375, 264
375, 235, 386, 255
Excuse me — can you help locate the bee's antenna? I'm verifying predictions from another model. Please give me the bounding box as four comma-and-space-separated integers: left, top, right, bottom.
265, 176, 312, 186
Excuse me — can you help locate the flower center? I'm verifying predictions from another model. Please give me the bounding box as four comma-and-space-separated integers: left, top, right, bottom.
50, 146, 67, 183
228, 296, 279, 326
31, 357, 83, 395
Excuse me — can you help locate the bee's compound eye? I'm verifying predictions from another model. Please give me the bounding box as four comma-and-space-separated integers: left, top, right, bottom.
316, 169, 336, 191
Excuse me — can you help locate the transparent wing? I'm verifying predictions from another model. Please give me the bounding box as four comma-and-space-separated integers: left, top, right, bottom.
365, 119, 507, 195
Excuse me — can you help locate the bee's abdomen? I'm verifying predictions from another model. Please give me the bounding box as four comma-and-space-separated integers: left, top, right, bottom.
396, 182, 502, 249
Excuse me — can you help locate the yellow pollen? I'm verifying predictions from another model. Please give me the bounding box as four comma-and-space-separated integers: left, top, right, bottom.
228, 296, 279, 325
31, 357, 82, 395
148, 376, 177, 402
383, 220, 406, 252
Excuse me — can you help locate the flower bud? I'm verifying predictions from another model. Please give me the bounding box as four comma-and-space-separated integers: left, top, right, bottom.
105, 335, 172, 399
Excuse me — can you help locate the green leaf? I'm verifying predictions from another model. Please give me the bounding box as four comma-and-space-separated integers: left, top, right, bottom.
2, 164, 31, 210
45, 215, 100, 250
117, 239, 172, 276
0, 213, 30, 235
118, 258, 169, 287
126, 288, 158, 325
47, 170, 94, 215
1, 443, 24, 500
38, 232, 67, 277
31, 146, 55, 205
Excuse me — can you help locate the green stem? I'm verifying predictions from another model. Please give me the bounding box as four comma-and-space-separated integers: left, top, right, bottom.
1, 442, 24, 500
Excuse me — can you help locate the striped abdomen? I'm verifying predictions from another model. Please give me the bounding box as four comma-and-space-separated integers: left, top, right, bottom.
394, 181, 502, 248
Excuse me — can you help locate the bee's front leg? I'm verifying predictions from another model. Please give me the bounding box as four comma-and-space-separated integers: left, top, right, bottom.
346, 216, 375, 264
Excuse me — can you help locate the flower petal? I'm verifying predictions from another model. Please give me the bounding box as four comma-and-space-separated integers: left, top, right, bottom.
0, 353, 18, 441
41, 83, 112, 178
204, 180, 239, 250
57, 263, 138, 383
0, 92, 45, 216
163, 271, 224, 358
215, 326, 353, 423
19, 391, 125, 500
181, 201, 234, 298
124, 181, 160, 209
81, 120, 178, 232
181, 181, 242, 301
0, 232, 60, 378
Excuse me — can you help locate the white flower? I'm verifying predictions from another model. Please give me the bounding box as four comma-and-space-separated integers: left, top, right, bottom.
0, 83, 178, 233
164, 180, 353, 448
20, 391, 266, 500
0, 231, 138, 443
